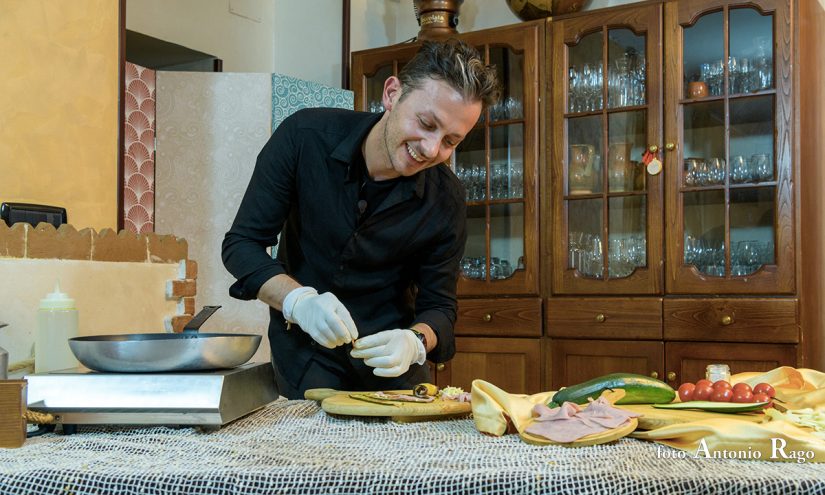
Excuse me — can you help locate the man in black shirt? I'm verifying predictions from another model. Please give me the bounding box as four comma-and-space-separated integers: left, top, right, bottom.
222, 41, 499, 398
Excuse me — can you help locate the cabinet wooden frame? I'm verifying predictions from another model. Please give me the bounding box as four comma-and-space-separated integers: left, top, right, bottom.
352, 23, 543, 297
548, 4, 665, 295
456, 22, 544, 297
663, 0, 795, 294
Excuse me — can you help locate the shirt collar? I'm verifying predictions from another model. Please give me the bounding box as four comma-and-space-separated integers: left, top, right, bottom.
332, 110, 426, 199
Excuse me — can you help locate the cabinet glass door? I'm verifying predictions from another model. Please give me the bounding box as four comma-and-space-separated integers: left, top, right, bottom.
551, 5, 663, 295
351, 45, 419, 112
454, 24, 540, 296
665, 0, 793, 294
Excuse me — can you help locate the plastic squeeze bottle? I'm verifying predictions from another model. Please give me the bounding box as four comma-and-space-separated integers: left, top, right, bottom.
36, 281, 79, 373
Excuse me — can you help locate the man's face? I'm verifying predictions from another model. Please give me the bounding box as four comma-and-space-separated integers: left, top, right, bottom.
379, 77, 481, 179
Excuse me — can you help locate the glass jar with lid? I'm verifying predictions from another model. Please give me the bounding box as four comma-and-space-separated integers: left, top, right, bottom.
705, 363, 731, 383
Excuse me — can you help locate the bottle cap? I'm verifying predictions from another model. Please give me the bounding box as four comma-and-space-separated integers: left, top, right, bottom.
39, 281, 76, 310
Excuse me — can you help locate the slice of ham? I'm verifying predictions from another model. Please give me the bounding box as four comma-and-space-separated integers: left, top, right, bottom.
524, 397, 641, 443
531, 401, 581, 421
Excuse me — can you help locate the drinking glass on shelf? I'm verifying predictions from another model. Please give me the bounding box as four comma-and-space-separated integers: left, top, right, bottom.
730, 155, 749, 183
706, 157, 726, 185
505, 96, 523, 119
510, 164, 523, 199
684, 158, 706, 186
750, 154, 772, 181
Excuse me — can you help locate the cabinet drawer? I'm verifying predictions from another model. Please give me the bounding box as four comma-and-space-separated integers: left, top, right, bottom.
663, 298, 798, 343
549, 339, 664, 390
665, 341, 798, 385
437, 337, 543, 395
546, 298, 662, 339
455, 298, 541, 337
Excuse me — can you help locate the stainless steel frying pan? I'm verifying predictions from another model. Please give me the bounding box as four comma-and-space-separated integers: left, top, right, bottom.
68, 306, 261, 373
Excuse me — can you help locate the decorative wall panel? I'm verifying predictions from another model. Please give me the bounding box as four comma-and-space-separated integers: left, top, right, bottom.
123, 62, 157, 234
271, 74, 354, 127
155, 71, 351, 361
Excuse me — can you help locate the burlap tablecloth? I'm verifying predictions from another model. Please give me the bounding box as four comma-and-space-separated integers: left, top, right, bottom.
1, 398, 825, 494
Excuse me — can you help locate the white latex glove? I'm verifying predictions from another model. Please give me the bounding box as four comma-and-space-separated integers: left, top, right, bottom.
284, 287, 358, 349
350, 329, 426, 377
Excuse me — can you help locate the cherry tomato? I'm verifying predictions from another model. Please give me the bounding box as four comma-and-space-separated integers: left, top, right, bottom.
753, 392, 773, 408
677, 383, 696, 402
711, 388, 733, 402
753, 383, 776, 398
732, 382, 752, 395
731, 390, 754, 403
693, 383, 714, 401
695, 379, 713, 389
712, 380, 732, 391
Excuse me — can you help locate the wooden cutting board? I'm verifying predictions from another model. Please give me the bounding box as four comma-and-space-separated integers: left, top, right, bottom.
618, 404, 767, 430
305, 388, 471, 422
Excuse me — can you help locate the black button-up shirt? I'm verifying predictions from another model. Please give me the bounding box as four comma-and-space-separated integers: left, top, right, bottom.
222, 108, 466, 385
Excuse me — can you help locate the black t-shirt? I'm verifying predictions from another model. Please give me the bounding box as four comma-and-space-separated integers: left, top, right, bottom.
356, 158, 407, 223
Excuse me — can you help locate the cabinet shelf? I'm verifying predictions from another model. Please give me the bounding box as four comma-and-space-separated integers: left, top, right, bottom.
679, 181, 777, 194
564, 103, 649, 119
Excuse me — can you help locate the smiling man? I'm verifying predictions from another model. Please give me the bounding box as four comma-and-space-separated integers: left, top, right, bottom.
222, 40, 499, 398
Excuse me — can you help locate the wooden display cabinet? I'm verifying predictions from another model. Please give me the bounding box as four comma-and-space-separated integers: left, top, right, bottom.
353, 0, 824, 394
546, 0, 823, 389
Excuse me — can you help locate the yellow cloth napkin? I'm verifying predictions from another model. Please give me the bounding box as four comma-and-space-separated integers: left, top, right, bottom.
471, 379, 554, 437
470, 379, 631, 445
632, 367, 825, 462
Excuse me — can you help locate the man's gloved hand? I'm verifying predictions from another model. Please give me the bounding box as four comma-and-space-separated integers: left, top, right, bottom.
283, 287, 358, 349
350, 329, 426, 377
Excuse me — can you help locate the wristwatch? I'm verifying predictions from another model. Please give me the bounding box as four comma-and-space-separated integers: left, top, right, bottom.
409, 328, 427, 350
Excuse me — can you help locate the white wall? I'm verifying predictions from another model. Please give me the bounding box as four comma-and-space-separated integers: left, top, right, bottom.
273, 0, 343, 88
126, 0, 276, 73
350, 0, 633, 52
126, 0, 637, 88
126, 0, 341, 87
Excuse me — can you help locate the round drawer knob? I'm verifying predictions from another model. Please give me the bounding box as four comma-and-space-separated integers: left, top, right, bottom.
436, 363, 446, 371
595, 313, 606, 323
483, 313, 492, 322
667, 371, 677, 382
721, 315, 733, 326
649, 371, 659, 379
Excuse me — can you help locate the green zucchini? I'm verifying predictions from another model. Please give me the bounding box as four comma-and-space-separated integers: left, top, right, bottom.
549, 372, 675, 407
652, 401, 769, 413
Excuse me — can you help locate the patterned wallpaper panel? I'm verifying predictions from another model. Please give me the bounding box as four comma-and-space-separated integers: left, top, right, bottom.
271, 73, 353, 128
154, 72, 351, 359
123, 62, 156, 234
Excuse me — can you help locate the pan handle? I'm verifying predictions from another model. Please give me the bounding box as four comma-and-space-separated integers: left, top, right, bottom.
183, 305, 222, 333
